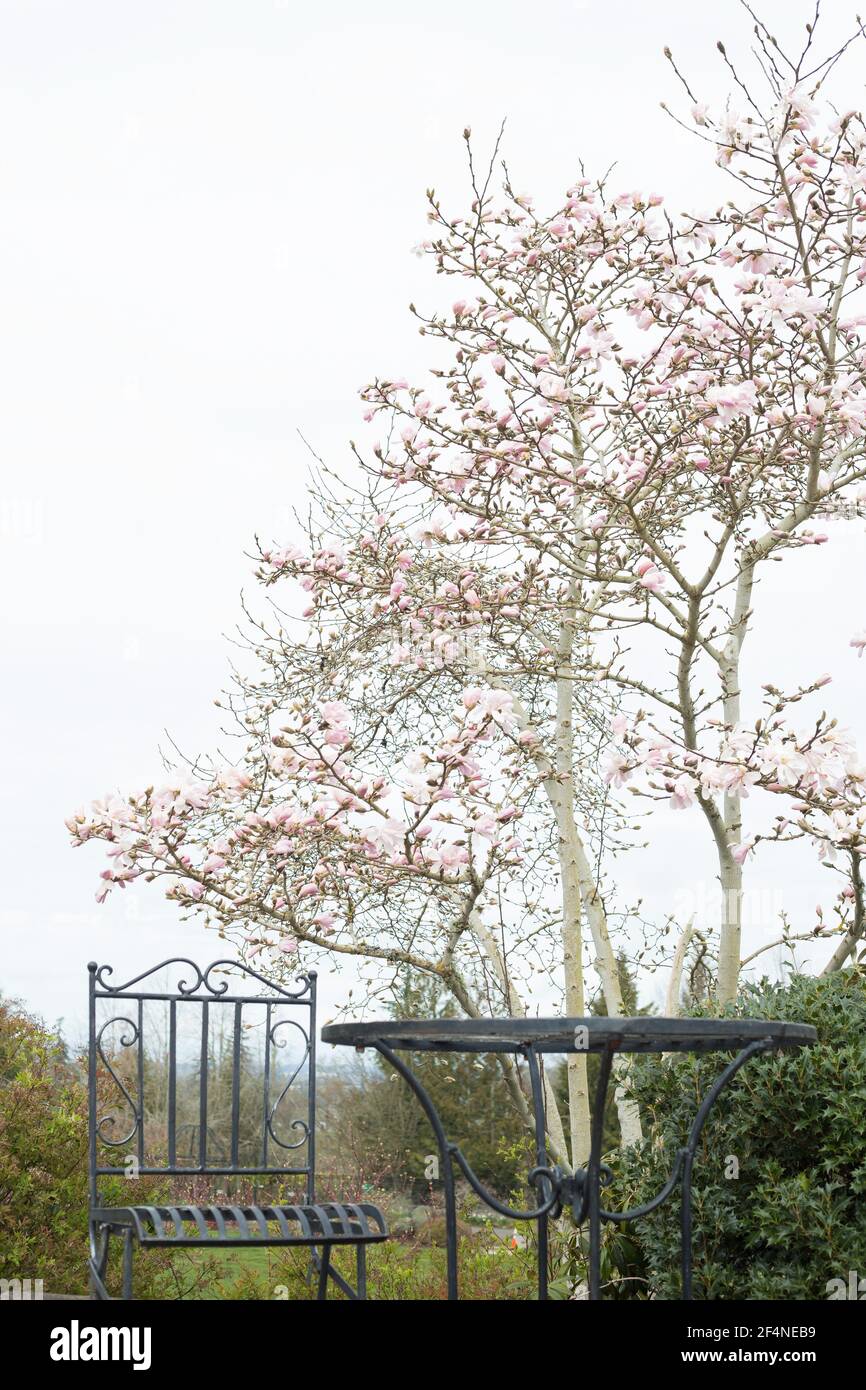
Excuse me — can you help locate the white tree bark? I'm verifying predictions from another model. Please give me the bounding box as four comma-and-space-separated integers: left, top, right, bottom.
553, 610, 593, 1167
665, 915, 695, 1017
716, 559, 754, 1002
492, 676, 644, 1153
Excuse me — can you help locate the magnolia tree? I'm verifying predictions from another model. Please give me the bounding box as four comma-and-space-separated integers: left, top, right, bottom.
69, 8, 866, 1168
358, 9, 866, 999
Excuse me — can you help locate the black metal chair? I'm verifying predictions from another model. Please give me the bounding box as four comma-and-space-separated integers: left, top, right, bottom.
87, 958, 387, 1300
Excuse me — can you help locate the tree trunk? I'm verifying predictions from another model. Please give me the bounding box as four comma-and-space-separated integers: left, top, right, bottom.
487, 669, 642, 1156
552, 602, 641, 1155
716, 558, 754, 1003
821, 851, 865, 974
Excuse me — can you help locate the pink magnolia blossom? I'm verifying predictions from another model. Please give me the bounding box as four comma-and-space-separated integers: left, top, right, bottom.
704, 380, 757, 425
668, 776, 696, 811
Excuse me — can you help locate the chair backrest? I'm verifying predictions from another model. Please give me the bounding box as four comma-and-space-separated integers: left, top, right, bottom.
87, 958, 317, 1206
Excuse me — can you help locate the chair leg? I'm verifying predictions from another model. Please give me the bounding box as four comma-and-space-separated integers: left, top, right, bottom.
356, 1244, 367, 1299
316, 1245, 332, 1300
121, 1228, 135, 1300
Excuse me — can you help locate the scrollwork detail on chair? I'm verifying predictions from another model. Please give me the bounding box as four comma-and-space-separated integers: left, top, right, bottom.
94, 1016, 141, 1147
94, 958, 206, 995
93, 958, 314, 1001
266, 1016, 311, 1151
201, 959, 313, 1000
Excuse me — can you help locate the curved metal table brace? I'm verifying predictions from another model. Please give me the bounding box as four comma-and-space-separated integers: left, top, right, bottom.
321, 1016, 816, 1301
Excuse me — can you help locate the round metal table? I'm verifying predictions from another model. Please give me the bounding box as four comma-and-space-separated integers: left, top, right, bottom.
321, 1015, 817, 1301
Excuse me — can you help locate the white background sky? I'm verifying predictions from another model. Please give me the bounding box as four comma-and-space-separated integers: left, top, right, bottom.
2, 0, 864, 1044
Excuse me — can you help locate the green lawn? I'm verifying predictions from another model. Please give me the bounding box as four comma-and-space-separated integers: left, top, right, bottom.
159, 1231, 535, 1300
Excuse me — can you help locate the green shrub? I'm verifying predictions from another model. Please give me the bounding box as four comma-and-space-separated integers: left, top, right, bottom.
0, 997, 216, 1297
613, 970, 866, 1300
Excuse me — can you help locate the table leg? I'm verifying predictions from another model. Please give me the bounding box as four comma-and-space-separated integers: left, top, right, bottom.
338, 1024, 795, 1302
523, 1045, 551, 1301
587, 1037, 776, 1300
375, 1039, 563, 1301
587, 1043, 616, 1300
374, 1040, 461, 1299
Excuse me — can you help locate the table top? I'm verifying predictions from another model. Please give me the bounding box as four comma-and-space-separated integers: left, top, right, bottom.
321, 1015, 817, 1055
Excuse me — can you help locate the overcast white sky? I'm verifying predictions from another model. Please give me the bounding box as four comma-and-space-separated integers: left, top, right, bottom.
2, 0, 864, 1042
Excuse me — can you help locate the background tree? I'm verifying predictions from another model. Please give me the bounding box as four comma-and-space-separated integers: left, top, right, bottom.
0, 997, 212, 1298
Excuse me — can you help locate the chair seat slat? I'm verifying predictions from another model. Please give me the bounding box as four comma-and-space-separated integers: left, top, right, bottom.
93, 1200, 387, 1247
247, 1205, 271, 1238
207, 1205, 228, 1239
